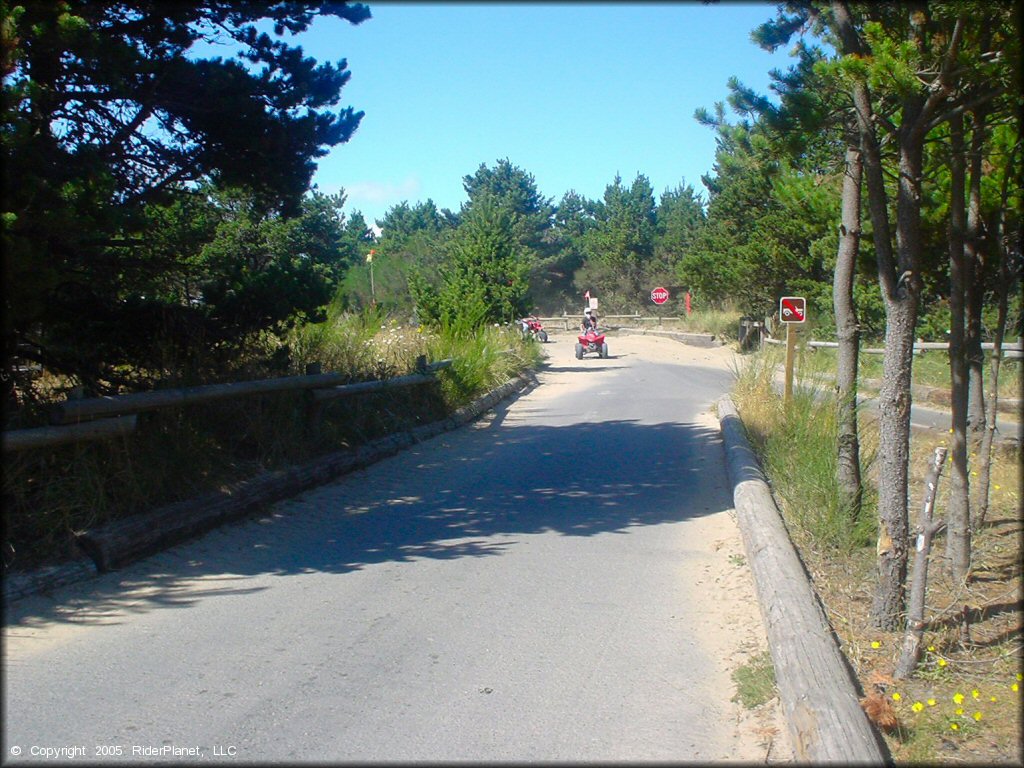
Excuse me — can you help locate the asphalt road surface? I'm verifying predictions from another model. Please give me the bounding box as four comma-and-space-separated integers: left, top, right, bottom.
3, 335, 784, 763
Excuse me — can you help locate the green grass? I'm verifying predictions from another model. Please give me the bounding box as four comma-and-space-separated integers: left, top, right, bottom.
686, 308, 744, 340
732, 346, 877, 553
731, 650, 778, 709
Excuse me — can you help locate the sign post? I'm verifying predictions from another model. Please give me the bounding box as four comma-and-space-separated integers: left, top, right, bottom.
779, 296, 806, 406
366, 249, 377, 305
650, 286, 670, 305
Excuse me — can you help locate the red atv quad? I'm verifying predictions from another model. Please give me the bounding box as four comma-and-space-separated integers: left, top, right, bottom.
522, 317, 548, 343
575, 328, 608, 359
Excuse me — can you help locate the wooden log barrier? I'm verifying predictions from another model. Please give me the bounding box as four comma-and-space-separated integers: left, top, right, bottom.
51, 360, 454, 425
2, 415, 137, 453
74, 373, 533, 573
717, 395, 889, 765
309, 372, 435, 402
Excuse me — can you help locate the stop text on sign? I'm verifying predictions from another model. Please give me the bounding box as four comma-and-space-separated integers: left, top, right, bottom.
779, 296, 806, 323
650, 287, 670, 305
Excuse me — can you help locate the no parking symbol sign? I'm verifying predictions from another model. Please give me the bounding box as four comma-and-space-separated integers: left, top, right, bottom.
780, 296, 806, 323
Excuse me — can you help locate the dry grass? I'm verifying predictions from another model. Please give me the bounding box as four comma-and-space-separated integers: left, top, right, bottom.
779, 431, 1022, 764
807, 438, 1022, 764
733, 348, 1022, 764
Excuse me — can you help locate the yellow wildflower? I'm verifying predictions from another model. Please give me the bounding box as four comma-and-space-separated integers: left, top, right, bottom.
973, 712, 983, 721
1012, 683, 1019, 693
938, 658, 947, 667
892, 692, 902, 702
912, 701, 924, 712
953, 692, 965, 704
972, 689, 981, 699
955, 708, 964, 715
870, 641, 881, 649
951, 723, 960, 731
927, 645, 935, 652
927, 698, 937, 707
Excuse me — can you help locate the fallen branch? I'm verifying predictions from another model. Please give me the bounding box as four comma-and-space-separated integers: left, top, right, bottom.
895, 446, 949, 679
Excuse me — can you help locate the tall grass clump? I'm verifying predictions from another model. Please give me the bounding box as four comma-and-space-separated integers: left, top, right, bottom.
426, 318, 541, 406
685, 307, 744, 341
732, 347, 876, 553
288, 303, 429, 379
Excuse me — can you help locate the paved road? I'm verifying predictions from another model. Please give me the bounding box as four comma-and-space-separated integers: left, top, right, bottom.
3, 336, 772, 763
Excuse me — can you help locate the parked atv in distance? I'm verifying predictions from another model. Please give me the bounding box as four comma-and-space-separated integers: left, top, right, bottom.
521, 316, 548, 343
575, 328, 608, 359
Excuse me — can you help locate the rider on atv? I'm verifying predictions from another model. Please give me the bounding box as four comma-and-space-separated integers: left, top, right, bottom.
581, 308, 599, 332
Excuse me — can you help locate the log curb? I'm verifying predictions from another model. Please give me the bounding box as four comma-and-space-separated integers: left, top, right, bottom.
718, 394, 890, 765
3, 373, 537, 602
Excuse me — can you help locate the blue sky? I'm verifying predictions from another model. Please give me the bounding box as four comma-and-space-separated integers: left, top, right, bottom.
279, 2, 798, 227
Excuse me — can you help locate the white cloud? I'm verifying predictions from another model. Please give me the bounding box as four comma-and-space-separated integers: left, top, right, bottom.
345, 175, 422, 206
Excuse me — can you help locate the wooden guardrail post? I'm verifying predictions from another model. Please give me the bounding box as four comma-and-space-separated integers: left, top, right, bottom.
784, 324, 798, 406
304, 362, 324, 434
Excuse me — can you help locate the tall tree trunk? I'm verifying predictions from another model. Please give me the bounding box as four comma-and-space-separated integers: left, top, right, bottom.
832, 0, 912, 630
974, 144, 1019, 528
865, 110, 930, 630
945, 114, 972, 584
834, 142, 863, 519
873, 280, 918, 630
964, 107, 990, 435
831, 0, 965, 629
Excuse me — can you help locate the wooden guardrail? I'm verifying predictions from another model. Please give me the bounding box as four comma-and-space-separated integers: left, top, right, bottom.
534, 313, 686, 330
2, 415, 140, 453
2, 359, 453, 454
763, 337, 1022, 359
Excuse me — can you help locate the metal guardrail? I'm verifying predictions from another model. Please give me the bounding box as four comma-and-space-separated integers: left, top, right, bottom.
2, 359, 453, 453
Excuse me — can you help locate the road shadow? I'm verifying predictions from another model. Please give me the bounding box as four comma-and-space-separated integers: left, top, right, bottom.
5, 415, 733, 627
541, 364, 619, 373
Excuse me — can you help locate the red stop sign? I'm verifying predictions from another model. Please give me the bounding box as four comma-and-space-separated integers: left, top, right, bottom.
651, 286, 670, 305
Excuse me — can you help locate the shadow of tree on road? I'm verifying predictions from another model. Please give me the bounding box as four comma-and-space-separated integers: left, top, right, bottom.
5, 407, 733, 628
